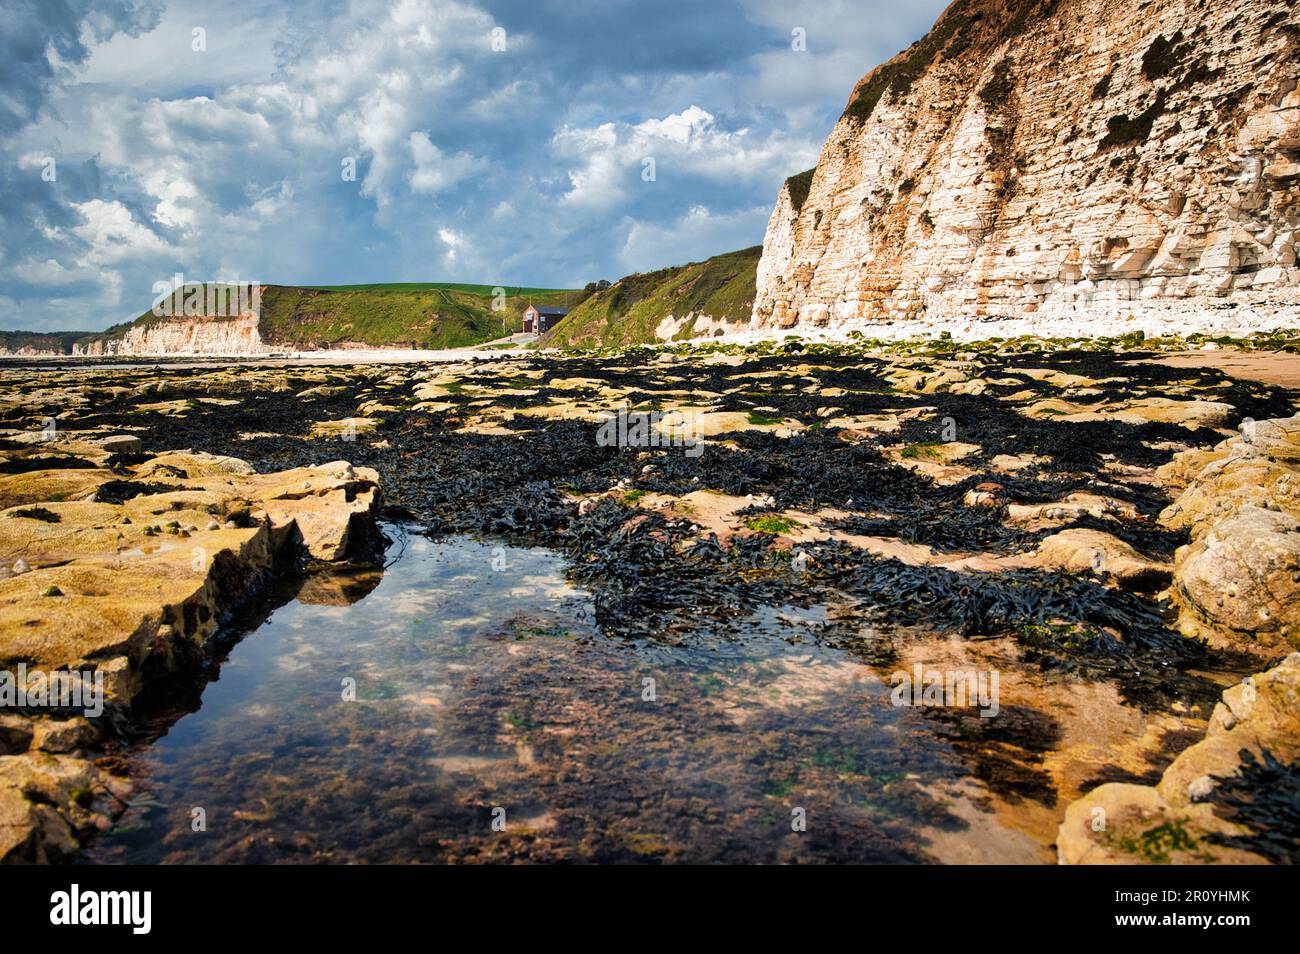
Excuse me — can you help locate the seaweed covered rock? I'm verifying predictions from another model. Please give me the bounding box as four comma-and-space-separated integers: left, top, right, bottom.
1161, 414, 1300, 655
1058, 653, 1300, 865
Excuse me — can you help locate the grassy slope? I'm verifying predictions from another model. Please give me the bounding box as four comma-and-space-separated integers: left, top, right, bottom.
253, 284, 582, 349
80, 283, 587, 350
301, 282, 570, 295
540, 246, 760, 349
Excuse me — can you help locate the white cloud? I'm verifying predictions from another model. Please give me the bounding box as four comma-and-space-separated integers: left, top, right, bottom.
620, 204, 770, 271
552, 105, 818, 209
10, 258, 84, 284
79, 0, 285, 94
69, 199, 170, 264
1, 0, 944, 331
407, 132, 484, 194
552, 122, 623, 209
438, 226, 463, 261
739, 0, 951, 130
143, 169, 201, 230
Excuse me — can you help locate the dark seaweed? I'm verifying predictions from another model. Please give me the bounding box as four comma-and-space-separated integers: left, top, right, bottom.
19, 347, 1292, 712
1206, 748, 1300, 864
9, 506, 60, 522
0, 455, 99, 474
92, 480, 182, 504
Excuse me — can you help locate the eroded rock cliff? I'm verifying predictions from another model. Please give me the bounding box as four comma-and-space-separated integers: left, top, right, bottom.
74, 313, 269, 356
754, 0, 1300, 335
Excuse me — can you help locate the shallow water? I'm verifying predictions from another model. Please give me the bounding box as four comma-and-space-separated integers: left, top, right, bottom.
85, 529, 1205, 864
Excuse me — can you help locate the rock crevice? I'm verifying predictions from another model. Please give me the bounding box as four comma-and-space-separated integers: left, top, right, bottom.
0, 440, 382, 862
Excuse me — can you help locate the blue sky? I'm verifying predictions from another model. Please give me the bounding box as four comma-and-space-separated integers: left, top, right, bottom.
1, 0, 948, 331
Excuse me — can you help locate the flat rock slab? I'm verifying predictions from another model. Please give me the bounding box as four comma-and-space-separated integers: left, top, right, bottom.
98, 434, 142, 454
0, 447, 381, 707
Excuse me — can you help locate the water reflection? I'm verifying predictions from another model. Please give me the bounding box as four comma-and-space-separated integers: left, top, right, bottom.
85, 529, 1187, 864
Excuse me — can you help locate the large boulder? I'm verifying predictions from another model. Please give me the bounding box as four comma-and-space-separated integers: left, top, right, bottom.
1161, 415, 1300, 656
1172, 506, 1300, 653
1033, 528, 1171, 590
259, 484, 381, 561
0, 752, 121, 864
1161, 413, 1300, 534
1161, 452, 1300, 538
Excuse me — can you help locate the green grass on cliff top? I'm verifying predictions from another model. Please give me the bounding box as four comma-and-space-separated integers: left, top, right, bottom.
540, 246, 760, 350
254, 284, 584, 349
300, 282, 572, 296
89, 282, 588, 350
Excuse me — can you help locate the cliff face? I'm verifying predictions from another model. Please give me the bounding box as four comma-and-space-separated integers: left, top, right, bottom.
0, 336, 83, 357
75, 314, 269, 356
1, 283, 589, 357
754, 0, 1300, 335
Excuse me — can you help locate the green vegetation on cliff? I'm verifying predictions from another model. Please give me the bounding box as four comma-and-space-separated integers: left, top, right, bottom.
540, 246, 760, 350
840, 0, 1059, 125
0, 331, 94, 355
785, 169, 816, 213
2, 282, 586, 353
253, 284, 581, 349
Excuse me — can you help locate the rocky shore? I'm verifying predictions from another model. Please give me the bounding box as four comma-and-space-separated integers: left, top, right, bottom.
1, 339, 1296, 863
1057, 412, 1300, 863
0, 431, 380, 862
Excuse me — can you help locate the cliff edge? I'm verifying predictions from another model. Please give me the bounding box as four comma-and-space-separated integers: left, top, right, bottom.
754, 0, 1300, 335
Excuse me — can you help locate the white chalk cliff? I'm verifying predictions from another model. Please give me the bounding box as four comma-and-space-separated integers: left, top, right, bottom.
753, 0, 1300, 335
74, 314, 270, 356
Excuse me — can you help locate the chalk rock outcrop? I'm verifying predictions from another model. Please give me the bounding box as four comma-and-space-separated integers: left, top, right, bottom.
75, 313, 269, 356
754, 0, 1300, 336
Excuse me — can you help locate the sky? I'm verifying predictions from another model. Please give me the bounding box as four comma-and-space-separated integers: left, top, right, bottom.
1, 0, 949, 331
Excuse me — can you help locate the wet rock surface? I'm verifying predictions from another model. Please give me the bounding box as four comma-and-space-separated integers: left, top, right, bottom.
0, 339, 1296, 863
1058, 653, 1300, 864
0, 427, 381, 861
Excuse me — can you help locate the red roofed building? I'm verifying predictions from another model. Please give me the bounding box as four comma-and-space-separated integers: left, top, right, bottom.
522, 305, 568, 334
